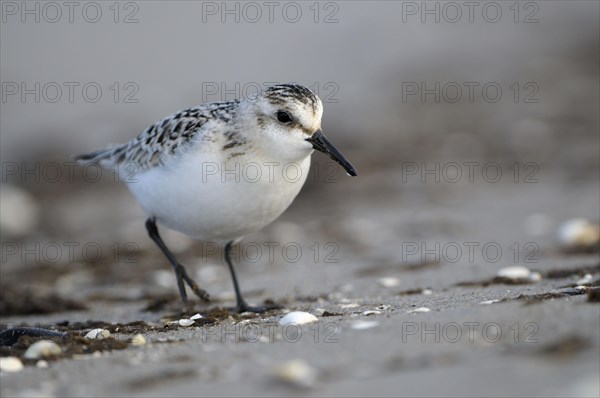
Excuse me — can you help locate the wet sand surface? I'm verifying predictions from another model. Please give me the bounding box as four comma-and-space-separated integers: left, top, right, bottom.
1, 166, 598, 397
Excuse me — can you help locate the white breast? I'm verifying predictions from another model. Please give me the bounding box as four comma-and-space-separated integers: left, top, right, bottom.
126, 149, 311, 242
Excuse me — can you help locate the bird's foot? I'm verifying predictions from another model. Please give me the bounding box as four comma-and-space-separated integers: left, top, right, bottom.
233, 300, 281, 314
175, 264, 210, 303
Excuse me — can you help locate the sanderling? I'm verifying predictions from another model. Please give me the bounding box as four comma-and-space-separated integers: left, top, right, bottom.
76, 83, 357, 313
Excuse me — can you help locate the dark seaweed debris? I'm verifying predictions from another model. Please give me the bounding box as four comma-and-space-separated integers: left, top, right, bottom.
0, 327, 67, 346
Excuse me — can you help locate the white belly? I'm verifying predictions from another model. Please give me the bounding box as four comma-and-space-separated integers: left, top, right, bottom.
126, 151, 311, 242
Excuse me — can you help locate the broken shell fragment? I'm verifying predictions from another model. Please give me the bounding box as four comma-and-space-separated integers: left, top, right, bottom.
577, 274, 593, 285
130, 333, 147, 346
178, 319, 195, 327
408, 307, 431, 313
85, 328, 111, 340
497, 266, 540, 282
497, 266, 531, 279
480, 299, 501, 305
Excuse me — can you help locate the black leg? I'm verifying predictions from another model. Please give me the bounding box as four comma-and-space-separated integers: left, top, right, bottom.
145, 218, 210, 304
224, 241, 280, 313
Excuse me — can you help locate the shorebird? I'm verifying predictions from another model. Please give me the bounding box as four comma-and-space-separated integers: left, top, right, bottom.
77, 83, 357, 312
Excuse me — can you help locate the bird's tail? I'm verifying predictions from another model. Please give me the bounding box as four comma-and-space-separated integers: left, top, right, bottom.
74, 144, 127, 169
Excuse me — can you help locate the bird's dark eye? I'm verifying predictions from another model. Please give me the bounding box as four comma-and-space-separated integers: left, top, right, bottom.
276, 110, 292, 124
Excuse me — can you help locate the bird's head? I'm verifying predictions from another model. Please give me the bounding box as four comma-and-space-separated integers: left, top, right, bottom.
242, 83, 357, 176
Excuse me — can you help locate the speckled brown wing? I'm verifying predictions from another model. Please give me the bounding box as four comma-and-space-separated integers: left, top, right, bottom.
76, 101, 239, 171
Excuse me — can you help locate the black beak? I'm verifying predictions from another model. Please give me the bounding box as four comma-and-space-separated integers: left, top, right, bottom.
306, 130, 357, 177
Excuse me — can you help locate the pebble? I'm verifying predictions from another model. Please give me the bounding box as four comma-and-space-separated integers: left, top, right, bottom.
408, 307, 431, 313
85, 328, 111, 340
0, 357, 24, 373
362, 310, 382, 316
24, 340, 62, 359
422, 289, 433, 295
190, 313, 203, 320
272, 359, 318, 388
279, 312, 318, 326
350, 320, 379, 330
378, 277, 400, 288
130, 334, 147, 346
36, 360, 49, 369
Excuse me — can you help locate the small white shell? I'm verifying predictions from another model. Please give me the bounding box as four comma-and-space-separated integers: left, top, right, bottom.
190, 313, 203, 320
497, 266, 531, 280
279, 312, 318, 326
362, 310, 381, 316
24, 340, 62, 359
178, 319, 195, 327
36, 360, 49, 369
0, 357, 24, 372
130, 333, 147, 346
272, 359, 317, 388
378, 277, 400, 288
85, 328, 111, 340
422, 289, 433, 295
350, 320, 379, 330
408, 307, 431, 313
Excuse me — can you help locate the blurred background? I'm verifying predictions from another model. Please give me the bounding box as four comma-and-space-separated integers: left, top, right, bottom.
0, 1, 599, 396
2, 0, 598, 274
